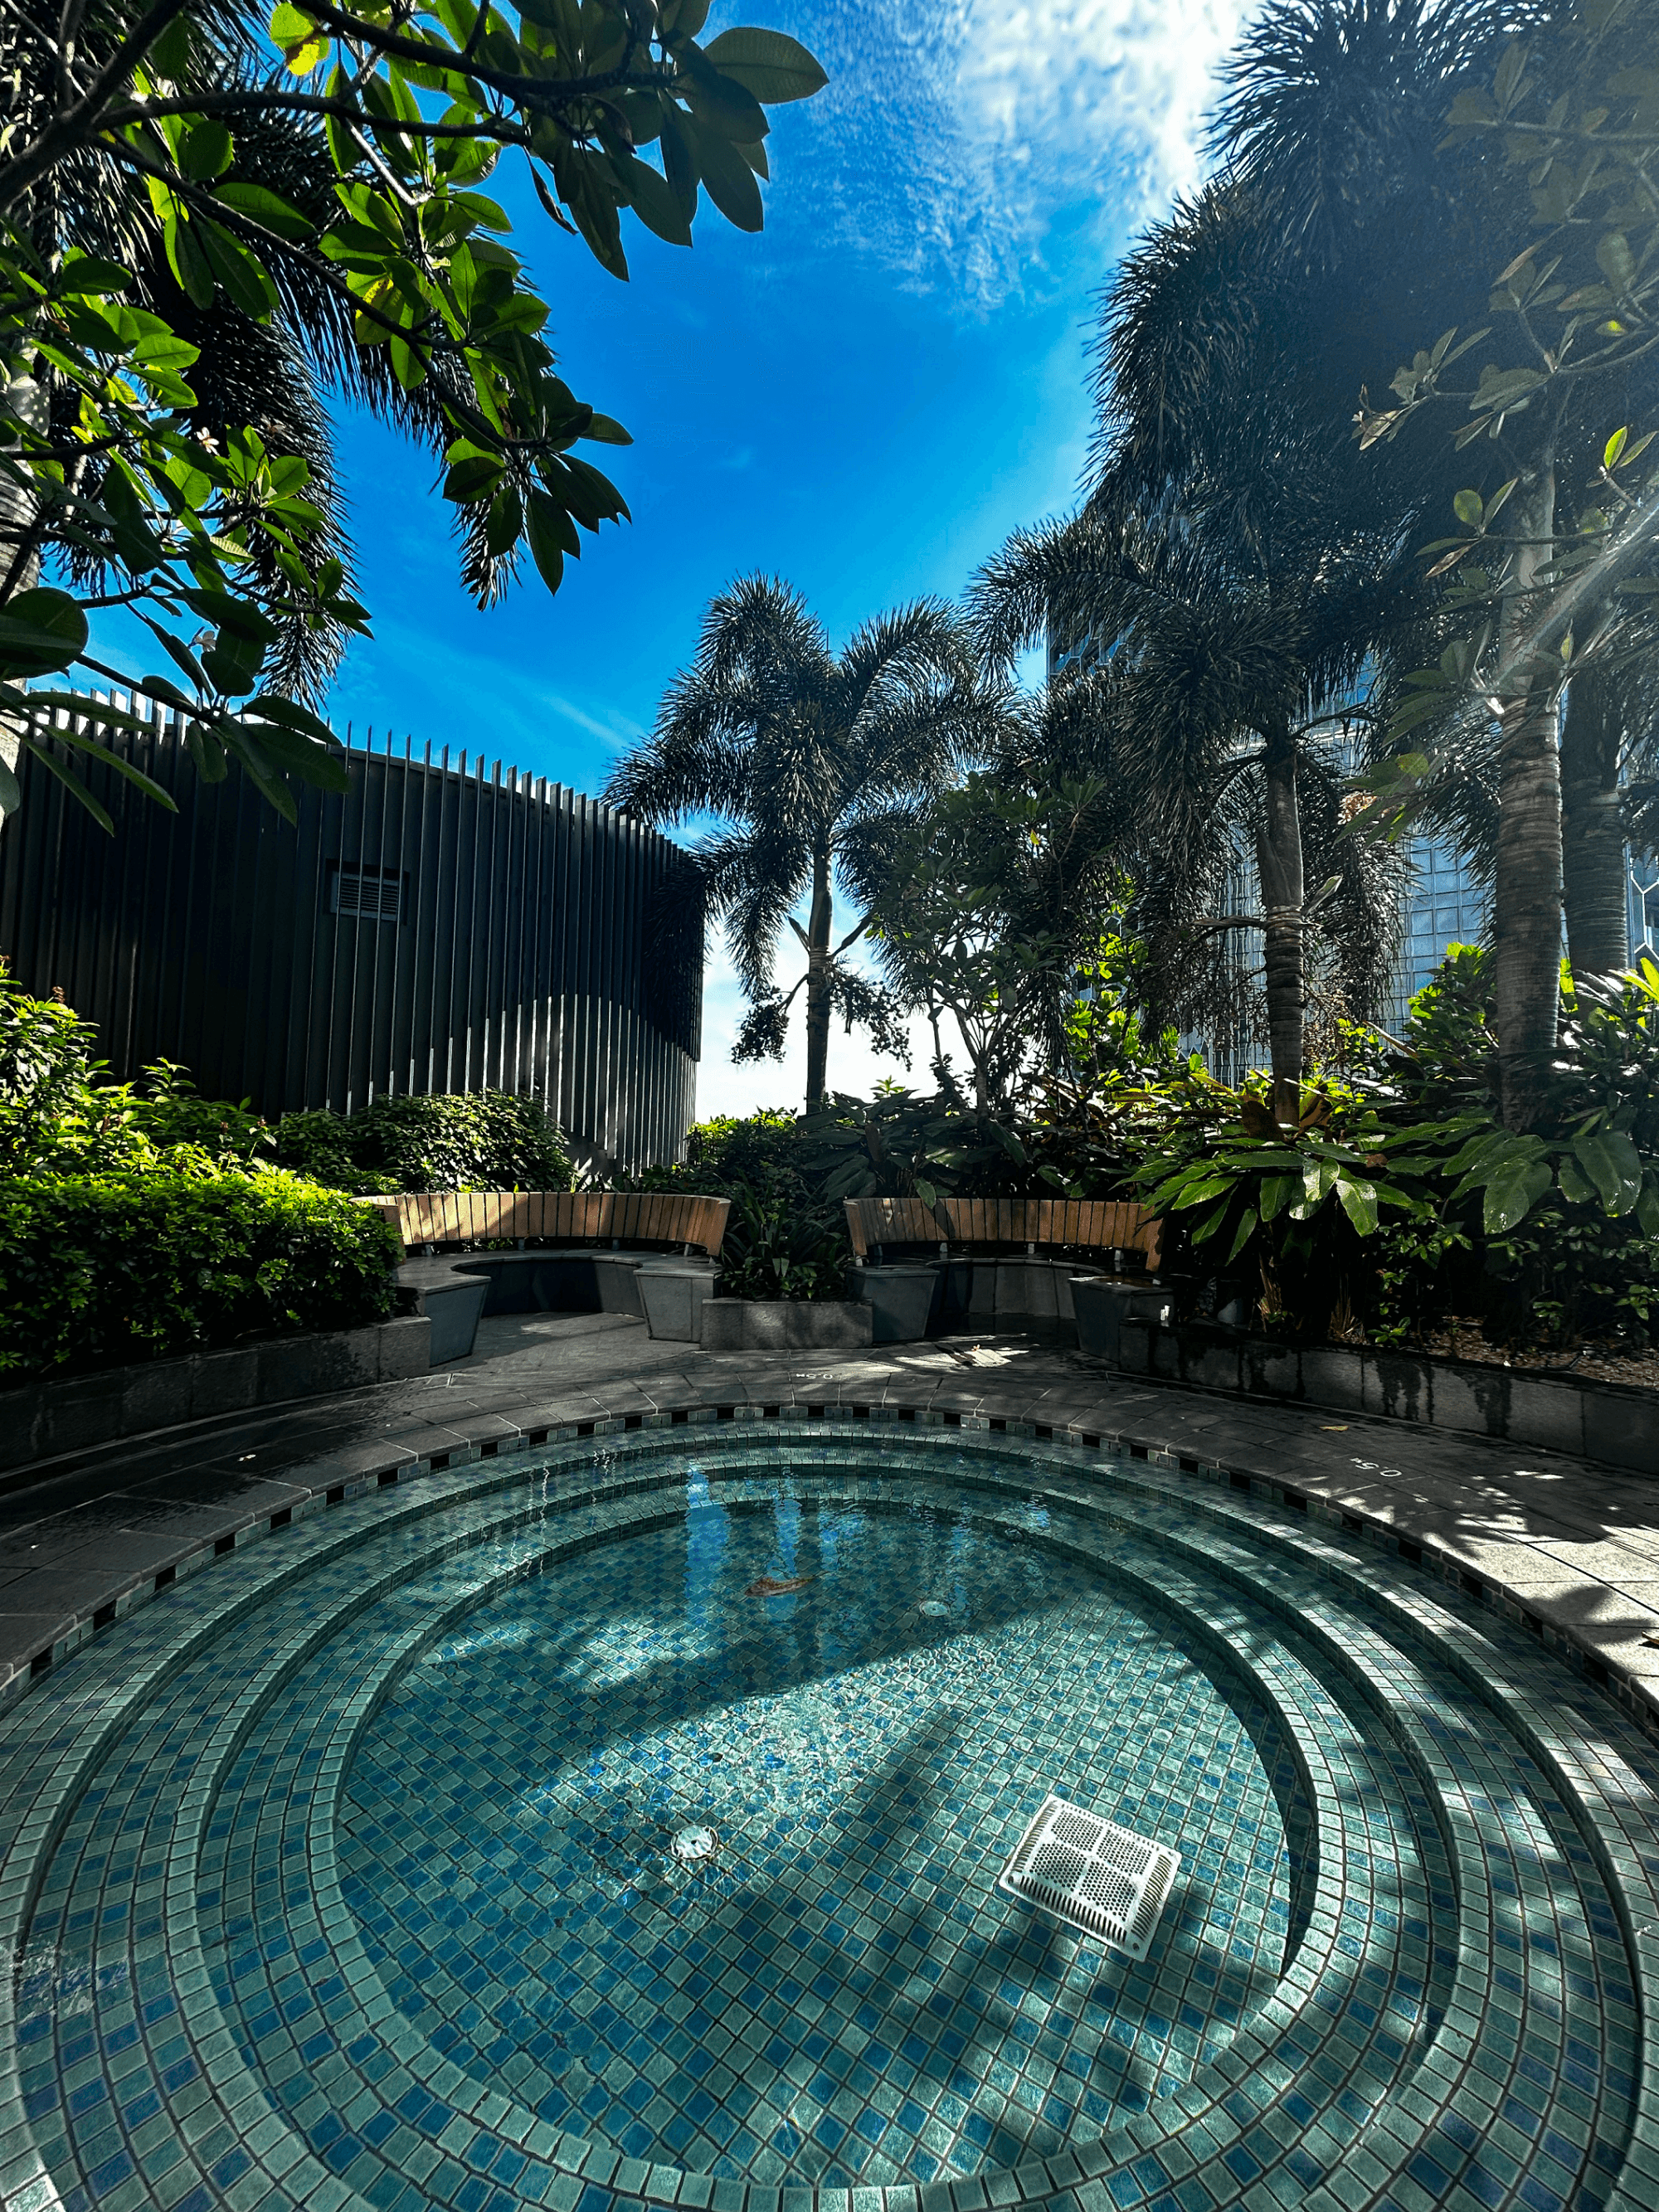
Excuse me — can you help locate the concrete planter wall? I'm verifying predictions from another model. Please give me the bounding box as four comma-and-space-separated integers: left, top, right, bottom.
1118, 1314, 1659, 1476
854, 1265, 941, 1344
700, 1300, 873, 1352
637, 1266, 718, 1343
1072, 1277, 1175, 1361
0, 1316, 432, 1479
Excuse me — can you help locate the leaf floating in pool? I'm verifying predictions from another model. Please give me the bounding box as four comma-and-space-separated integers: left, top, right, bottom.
745, 1574, 814, 1597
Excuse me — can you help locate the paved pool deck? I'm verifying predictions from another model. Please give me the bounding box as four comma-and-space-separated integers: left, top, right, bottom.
4, 1311, 1659, 1727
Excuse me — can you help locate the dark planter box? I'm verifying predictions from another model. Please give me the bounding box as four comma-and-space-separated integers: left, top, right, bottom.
638, 1266, 718, 1343
423, 1281, 491, 1364
1117, 1314, 1659, 1480
854, 1265, 941, 1344
699, 1300, 873, 1351
1073, 1278, 1173, 1363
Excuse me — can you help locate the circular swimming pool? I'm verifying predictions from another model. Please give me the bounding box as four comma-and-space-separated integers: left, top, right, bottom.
2, 1417, 1657, 2212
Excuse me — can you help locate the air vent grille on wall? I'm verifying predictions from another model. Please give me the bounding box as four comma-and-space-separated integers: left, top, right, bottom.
330, 863, 405, 923
997, 1793, 1179, 1960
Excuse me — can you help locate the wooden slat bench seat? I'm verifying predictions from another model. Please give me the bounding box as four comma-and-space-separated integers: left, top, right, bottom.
362, 1189, 729, 1257
358, 1190, 731, 1366
844, 1195, 1161, 1271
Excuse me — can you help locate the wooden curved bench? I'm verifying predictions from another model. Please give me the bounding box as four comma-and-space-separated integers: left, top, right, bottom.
358, 1190, 732, 1365
362, 1189, 729, 1257
844, 1196, 1161, 1271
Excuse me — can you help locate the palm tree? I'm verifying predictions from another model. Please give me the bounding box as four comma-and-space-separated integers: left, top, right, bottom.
973, 487, 1409, 1121
602, 576, 1007, 1106
1205, 0, 1659, 1127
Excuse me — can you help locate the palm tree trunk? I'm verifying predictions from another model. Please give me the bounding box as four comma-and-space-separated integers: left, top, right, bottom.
0, 372, 46, 827
1559, 664, 1628, 980
1256, 725, 1305, 1125
1492, 464, 1564, 1132
803, 846, 833, 1106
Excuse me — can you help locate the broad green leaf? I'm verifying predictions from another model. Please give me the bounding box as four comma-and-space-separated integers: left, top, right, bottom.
1171, 1176, 1234, 1210
1258, 1173, 1297, 1222
1191, 1197, 1232, 1246
1335, 1176, 1379, 1236
702, 26, 827, 102
525, 493, 567, 591
484, 483, 523, 557
615, 153, 693, 247
691, 119, 763, 230
1224, 1208, 1258, 1264
0, 587, 89, 678
1556, 1154, 1596, 1206
213, 182, 314, 241
1637, 1181, 1659, 1237
444, 454, 503, 502
1453, 488, 1483, 526
679, 42, 769, 140
57, 255, 132, 295
180, 120, 233, 178
246, 693, 337, 743
1482, 1154, 1555, 1234
22, 741, 115, 832
1605, 425, 1629, 469
1573, 1127, 1643, 1215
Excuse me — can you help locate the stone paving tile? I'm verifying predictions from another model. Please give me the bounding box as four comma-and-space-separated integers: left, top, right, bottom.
6, 1310, 1659, 1730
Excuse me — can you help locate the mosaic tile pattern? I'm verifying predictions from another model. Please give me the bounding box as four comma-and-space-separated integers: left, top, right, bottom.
0, 1421, 1656, 2212
334, 1492, 1306, 2185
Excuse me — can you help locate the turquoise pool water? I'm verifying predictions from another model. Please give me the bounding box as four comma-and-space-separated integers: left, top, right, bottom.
2, 1419, 1657, 2212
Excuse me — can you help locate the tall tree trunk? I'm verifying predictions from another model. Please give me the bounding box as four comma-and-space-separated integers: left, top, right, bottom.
1256, 724, 1305, 1126
1559, 662, 1628, 980
1493, 464, 1564, 1132
0, 372, 46, 827
803, 845, 832, 1106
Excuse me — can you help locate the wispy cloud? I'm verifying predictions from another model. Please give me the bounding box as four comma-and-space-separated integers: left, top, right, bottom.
330, 619, 647, 767
794, 0, 1255, 309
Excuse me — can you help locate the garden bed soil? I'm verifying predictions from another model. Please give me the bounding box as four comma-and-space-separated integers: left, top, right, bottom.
1417, 1322, 1659, 1394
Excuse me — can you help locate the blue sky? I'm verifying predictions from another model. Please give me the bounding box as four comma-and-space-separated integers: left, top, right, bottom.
144, 0, 1259, 1117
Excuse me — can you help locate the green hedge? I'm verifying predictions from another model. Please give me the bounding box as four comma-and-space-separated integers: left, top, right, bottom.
0, 1169, 402, 1378
270, 1091, 574, 1194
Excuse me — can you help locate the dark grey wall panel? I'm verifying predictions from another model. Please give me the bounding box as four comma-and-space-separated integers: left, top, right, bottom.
0, 697, 703, 1167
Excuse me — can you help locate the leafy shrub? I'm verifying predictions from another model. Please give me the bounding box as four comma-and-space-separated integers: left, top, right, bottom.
271, 1091, 574, 1194
0, 1170, 401, 1378
714, 1175, 849, 1302
1, 969, 269, 1177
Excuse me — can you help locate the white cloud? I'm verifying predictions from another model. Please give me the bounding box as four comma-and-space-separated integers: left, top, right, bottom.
797, 0, 1256, 308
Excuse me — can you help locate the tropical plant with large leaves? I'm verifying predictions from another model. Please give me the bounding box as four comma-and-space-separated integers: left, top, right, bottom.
0, 0, 827, 824
602, 575, 1009, 1106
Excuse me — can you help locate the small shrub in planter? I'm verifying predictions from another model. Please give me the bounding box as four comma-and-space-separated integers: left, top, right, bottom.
0, 1169, 402, 1378
714, 1175, 850, 1301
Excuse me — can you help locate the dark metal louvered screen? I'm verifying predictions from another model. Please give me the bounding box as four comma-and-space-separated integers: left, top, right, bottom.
0, 694, 703, 1168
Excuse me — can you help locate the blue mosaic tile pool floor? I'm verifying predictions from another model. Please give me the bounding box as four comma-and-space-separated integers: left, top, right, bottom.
333, 1485, 1315, 2185
2, 1420, 1657, 2212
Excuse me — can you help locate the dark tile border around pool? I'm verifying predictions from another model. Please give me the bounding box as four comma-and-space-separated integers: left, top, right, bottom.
5, 1389, 1659, 1750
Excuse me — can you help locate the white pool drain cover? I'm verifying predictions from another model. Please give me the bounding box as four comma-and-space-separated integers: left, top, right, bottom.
997, 1794, 1179, 1961
670, 1826, 718, 1865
